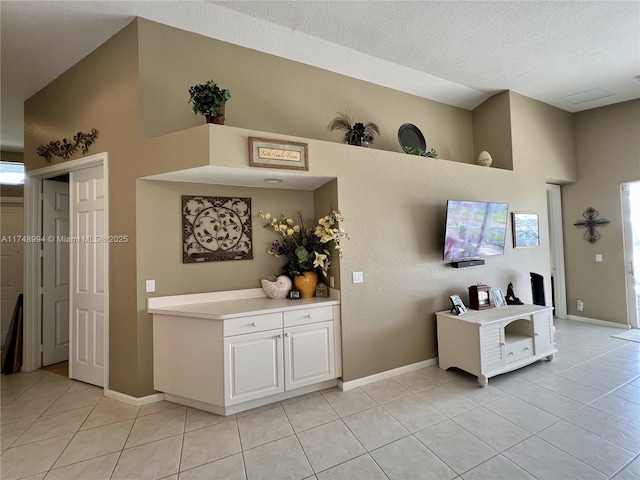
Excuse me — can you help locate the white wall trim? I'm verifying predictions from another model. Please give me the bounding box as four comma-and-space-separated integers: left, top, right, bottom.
566, 314, 630, 329
338, 358, 438, 391
0, 196, 24, 204
104, 389, 165, 407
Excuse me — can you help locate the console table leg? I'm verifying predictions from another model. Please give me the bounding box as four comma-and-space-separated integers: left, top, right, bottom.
477, 375, 488, 387
546, 353, 555, 361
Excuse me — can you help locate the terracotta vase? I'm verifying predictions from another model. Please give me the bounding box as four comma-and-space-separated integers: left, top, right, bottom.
205, 102, 226, 125
294, 270, 318, 298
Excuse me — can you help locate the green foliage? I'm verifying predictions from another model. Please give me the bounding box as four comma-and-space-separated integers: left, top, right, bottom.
404, 146, 438, 158
188, 80, 231, 118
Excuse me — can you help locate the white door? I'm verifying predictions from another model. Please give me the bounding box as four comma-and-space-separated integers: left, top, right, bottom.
42, 180, 70, 366
224, 329, 284, 405
70, 165, 106, 386
621, 182, 640, 329
284, 321, 334, 390
0, 201, 24, 347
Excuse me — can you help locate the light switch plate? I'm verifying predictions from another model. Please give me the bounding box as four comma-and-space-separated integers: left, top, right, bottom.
595, 254, 603, 262
146, 279, 156, 292
352, 272, 363, 283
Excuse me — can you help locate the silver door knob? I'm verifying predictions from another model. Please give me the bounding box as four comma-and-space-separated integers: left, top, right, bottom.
277, 334, 283, 338
251, 322, 257, 327
285, 333, 290, 337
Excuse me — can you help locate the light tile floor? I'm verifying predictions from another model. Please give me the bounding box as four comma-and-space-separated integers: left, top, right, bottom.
1, 318, 639, 480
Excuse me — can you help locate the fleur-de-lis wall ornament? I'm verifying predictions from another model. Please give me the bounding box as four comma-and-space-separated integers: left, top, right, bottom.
574, 207, 610, 244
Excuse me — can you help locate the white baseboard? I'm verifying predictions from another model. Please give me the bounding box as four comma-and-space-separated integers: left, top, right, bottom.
104, 388, 165, 407
338, 358, 438, 391
566, 315, 629, 330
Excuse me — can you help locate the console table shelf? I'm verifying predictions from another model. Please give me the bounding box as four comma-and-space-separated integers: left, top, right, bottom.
436, 304, 556, 386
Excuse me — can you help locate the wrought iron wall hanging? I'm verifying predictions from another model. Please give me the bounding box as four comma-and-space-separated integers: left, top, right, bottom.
574, 207, 610, 244
37, 129, 99, 163
182, 196, 253, 263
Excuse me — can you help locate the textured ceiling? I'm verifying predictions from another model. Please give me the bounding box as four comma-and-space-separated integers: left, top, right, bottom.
1, 0, 639, 152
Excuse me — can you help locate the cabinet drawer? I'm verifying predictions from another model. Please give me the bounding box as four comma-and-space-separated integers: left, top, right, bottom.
224, 313, 282, 337
284, 306, 333, 327
505, 337, 534, 364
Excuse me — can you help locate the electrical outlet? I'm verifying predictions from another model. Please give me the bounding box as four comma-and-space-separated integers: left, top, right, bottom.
329, 276, 335, 288
595, 254, 603, 262
577, 299, 584, 311
146, 279, 156, 293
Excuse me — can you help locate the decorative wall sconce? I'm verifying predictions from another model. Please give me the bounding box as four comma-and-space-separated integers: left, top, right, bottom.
574, 207, 610, 244
37, 129, 98, 163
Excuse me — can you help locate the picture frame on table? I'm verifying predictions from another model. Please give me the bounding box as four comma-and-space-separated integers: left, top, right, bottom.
512, 212, 540, 248
449, 295, 467, 315
490, 287, 507, 307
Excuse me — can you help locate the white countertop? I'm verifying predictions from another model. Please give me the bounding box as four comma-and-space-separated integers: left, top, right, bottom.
436, 304, 553, 325
148, 288, 339, 320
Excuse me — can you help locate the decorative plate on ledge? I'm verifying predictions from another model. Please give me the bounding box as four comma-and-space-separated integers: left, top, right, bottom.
398, 123, 426, 152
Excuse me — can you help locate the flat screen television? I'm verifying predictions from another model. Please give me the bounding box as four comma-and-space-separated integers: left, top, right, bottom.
443, 200, 509, 261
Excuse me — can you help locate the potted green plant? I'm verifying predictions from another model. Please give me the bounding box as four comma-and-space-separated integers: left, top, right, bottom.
328, 112, 379, 147
188, 80, 231, 124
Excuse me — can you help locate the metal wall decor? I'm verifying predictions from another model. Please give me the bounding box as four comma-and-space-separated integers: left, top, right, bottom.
182, 196, 253, 263
37, 129, 99, 163
574, 207, 610, 244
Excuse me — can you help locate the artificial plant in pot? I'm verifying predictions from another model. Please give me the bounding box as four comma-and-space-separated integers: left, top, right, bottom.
188, 80, 231, 125
328, 112, 379, 147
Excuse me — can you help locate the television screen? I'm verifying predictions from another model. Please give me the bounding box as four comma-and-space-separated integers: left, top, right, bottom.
443, 200, 509, 260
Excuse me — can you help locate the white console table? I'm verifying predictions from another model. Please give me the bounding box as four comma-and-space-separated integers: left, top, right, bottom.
149, 288, 341, 415
436, 304, 556, 386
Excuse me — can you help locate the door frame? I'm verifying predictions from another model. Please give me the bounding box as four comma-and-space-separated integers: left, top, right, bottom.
546, 184, 567, 318
23, 152, 109, 390
621, 182, 639, 329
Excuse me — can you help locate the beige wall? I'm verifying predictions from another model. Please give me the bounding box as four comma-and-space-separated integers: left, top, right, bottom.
472, 91, 513, 170
562, 100, 640, 324
509, 92, 577, 184
24, 17, 615, 395
136, 19, 474, 164
24, 20, 146, 395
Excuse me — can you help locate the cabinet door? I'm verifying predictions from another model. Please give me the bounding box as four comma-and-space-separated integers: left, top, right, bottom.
479, 324, 504, 373
224, 329, 284, 405
533, 311, 554, 354
284, 321, 335, 390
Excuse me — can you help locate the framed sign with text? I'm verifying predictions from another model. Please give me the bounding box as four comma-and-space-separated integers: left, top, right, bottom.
248, 137, 309, 171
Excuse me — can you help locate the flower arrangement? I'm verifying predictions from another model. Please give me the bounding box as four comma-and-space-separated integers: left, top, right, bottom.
328, 112, 379, 147
259, 210, 349, 278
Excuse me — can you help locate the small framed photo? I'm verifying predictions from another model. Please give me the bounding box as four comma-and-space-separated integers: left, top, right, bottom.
490, 288, 507, 308
512, 212, 540, 248
449, 295, 467, 315
249, 137, 309, 171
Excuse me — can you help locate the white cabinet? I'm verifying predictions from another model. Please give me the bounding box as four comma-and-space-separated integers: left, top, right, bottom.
224, 328, 284, 405
223, 318, 336, 406
436, 305, 556, 387
284, 321, 335, 390
150, 289, 341, 415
